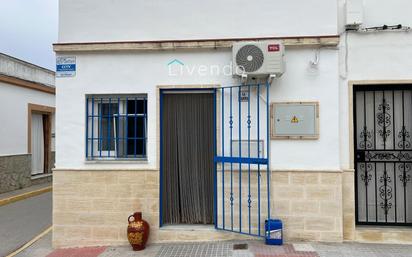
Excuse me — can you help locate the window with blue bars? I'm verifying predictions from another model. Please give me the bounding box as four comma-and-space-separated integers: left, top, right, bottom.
86, 95, 147, 159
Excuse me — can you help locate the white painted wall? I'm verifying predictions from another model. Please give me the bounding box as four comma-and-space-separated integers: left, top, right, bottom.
338, 0, 412, 169
56, 48, 339, 170
0, 82, 55, 156
58, 0, 338, 43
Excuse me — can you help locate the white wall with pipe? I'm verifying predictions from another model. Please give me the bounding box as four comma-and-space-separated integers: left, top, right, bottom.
338, 0, 412, 170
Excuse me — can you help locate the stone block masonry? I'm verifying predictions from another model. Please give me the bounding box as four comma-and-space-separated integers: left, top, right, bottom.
52, 168, 412, 247
0, 154, 31, 193
53, 169, 346, 248
271, 171, 343, 242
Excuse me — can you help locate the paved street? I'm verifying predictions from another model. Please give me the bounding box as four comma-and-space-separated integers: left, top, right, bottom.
0, 191, 52, 257
15, 235, 412, 257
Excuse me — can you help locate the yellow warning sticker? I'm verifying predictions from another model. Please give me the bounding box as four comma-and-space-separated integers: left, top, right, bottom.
291, 116, 299, 123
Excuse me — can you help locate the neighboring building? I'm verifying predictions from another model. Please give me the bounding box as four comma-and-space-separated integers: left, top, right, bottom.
0, 53, 55, 193
53, 0, 412, 248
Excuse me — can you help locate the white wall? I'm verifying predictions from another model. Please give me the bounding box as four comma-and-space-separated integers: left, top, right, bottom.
56, 48, 339, 170
338, 0, 412, 169
0, 82, 55, 156
271, 49, 339, 170
58, 0, 338, 43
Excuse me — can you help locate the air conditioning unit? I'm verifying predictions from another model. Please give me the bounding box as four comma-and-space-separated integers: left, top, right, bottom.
232, 41, 285, 78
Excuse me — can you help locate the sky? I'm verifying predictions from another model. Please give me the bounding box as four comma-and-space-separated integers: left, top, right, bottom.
0, 0, 58, 70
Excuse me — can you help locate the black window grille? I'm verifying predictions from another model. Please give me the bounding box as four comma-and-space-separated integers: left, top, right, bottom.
86, 95, 147, 159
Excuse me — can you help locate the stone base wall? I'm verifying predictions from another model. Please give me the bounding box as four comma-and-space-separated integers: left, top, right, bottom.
52, 168, 412, 248
53, 169, 348, 248
0, 154, 31, 193
272, 171, 343, 242
53, 170, 258, 248
53, 170, 159, 248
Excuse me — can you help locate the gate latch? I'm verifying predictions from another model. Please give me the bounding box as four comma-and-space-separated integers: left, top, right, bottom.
355, 151, 365, 162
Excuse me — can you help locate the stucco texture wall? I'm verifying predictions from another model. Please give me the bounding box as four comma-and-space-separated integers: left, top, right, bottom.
0, 82, 55, 155
59, 0, 337, 43
55, 49, 340, 171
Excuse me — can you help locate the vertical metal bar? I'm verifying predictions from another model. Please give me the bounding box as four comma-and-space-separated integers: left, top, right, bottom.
363, 91, 368, 221
393, 90, 397, 222
383, 91, 387, 150
394, 162, 397, 223
393, 91, 396, 150
230, 87, 234, 230
383, 91, 388, 222
108, 98, 112, 158
402, 90, 407, 222
125, 97, 128, 157
373, 90, 376, 149
221, 88, 225, 229
266, 82, 271, 232
99, 97, 103, 158
91, 97, 94, 158
354, 90, 359, 224
247, 84, 251, 234
85, 97, 89, 158
257, 84, 261, 236
403, 161, 407, 223
143, 97, 146, 157
159, 91, 164, 227
117, 97, 120, 158
213, 89, 218, 228
384, 162, 388, 223
238, 86, 242, 232
145, 97, 148, 157
373, 91, 377, 222
374, 163, 377, 222
134, 97, 137, 158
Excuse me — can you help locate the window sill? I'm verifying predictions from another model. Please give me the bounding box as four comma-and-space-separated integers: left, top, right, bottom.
85, 158, 148, 164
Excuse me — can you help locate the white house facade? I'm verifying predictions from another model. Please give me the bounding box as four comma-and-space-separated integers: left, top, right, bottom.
0, 53, 55, 193
53, 0, 412, 248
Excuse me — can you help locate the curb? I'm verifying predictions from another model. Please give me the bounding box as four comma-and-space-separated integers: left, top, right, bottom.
6, 226, 52, 257
0, 186, 52, 207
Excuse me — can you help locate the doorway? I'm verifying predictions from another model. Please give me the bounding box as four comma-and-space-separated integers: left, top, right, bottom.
31, 113, 45, 175
161, 91, 214, 225
28, 104, 54, 175
354, 85, 412, 225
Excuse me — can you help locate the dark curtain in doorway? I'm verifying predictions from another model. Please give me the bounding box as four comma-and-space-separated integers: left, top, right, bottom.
162, 93, 214, 224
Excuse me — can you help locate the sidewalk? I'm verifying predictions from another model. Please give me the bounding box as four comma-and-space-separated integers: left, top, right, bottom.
0, 182, 52, 206
15, 230, 412, 257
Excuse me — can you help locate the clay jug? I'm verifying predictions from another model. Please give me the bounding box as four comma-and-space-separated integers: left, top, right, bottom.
127, 212, 150, 251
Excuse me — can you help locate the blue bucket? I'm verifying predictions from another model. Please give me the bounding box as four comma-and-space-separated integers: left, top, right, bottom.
265, 219, 283, 245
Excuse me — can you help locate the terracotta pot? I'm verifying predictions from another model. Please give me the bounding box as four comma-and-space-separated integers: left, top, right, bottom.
127, 212, 150, 251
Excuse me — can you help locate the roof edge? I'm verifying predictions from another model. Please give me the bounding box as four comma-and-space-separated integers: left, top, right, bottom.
0, 74, 55, 95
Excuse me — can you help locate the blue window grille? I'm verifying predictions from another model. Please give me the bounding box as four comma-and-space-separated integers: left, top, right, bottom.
85, 95, 147, 159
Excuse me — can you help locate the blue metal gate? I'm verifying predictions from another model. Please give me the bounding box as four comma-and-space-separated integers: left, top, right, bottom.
214, 83, 271, 237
